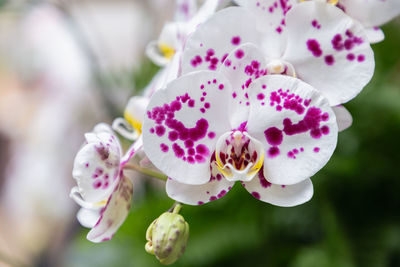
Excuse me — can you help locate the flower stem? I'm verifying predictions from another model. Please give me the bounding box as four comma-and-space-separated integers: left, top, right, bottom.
124, 164, 167, 181
172, 203, 182, 214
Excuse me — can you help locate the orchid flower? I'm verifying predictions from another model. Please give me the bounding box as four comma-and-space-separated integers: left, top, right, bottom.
235, 0, 400, 43
70, 124, 143, 242
142, 68, 338, 206
182, 2, 375, 107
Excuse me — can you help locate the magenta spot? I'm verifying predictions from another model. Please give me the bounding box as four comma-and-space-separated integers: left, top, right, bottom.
200, 84, 204, 89
357, 54, 365, 62
212, 79, 217, 84
204, 102, 210, 109
168, 131, 178, 141
209, 196, 217, 201
200, 97, 205, 102
93, 180, 102, 189
196, 144, 210, 156
287, 151, 296, 159
150, 128, 155, 134
197, 201, 204, 205
257, 93, 265, 100
251, 192, 261, 199
347, 53, 355, 61
264, 127, 283, 146
259, 167, 272, 188
155, 125, 166, 136
217, 190, 227, 198
200, 108, 206, 113
208, 132, 216, 139
218, 84, 224, 90
313, 147, 320, 153
188, 99, 195, 107
306, 39, 322, 57
184, 140, 194, 148
322, 112, 329, 121
231, 36, 241, 45
324, 55, 335, 66
310, 128, 322, 139
95, 145, 109, 161
172, 143, 185, 158
170, 100, 182, 111
216, 174, 222, 181
235, 49, 244, 59
321, 125, 330, 135
85, 163, 89, 168
207, 49, 215, 56
102, 181, 109, 189
268, 147, 280, 158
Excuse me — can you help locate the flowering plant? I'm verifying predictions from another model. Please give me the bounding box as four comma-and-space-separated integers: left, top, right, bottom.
70, 0, 399, 264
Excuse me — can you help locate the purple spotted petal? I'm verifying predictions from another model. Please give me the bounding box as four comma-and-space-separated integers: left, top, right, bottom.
87, 176, 133, 243
182, 7, 262, 75
242, 166, 313, 206
142, 71, 232, 185
235, 0, 294, 57
219, 43, 268, 128
73, 126, 122, 203
282, 1, 375, 106
246, 75, 338, 185
339, 0, 400, 28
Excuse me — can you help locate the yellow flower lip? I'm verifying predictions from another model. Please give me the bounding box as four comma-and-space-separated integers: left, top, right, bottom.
158, 43, 175, 60
124, 110, 142, 134
215, 131, 265, 182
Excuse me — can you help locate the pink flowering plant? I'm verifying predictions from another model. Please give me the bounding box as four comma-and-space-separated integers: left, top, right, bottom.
70, 0, 400, 264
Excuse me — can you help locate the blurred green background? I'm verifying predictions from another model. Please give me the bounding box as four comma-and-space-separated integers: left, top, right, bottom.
63, 21, 400, 267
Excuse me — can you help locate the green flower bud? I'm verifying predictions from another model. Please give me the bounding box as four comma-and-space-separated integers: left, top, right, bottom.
145, 205, 189, 265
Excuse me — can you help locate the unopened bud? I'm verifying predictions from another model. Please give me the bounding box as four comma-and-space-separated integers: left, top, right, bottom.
145, 205, 189, 265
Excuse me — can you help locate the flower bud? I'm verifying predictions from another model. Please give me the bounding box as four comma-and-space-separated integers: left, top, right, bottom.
145, 206, 189, 265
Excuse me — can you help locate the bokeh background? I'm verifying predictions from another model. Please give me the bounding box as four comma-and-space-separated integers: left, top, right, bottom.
0, 1, 399, 266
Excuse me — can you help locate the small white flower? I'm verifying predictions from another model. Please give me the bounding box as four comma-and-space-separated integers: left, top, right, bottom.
70, 124, 142, 242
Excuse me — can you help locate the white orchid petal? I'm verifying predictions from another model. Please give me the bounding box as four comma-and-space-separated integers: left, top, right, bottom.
166, 160, 234, 205
182, 7, 262, 74
219, 43, 268, 128
247, 75, 338, 185
77, 208, 102, 229
243, 168, 313, 207
283, 1, 375, 106
339, 0, 400, 28
87, 176, 133, 243
143, 71, 232, 185
364, 27, 385, 44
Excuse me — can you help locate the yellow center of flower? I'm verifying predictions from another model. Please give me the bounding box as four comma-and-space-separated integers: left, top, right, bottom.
215, 131, 264, 181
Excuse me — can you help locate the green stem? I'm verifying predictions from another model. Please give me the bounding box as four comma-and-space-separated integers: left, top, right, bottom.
172, 203, 182, 214
123, 164, 167, 181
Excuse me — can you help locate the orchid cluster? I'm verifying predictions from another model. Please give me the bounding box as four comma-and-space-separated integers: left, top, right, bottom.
70, 0, 399, 264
